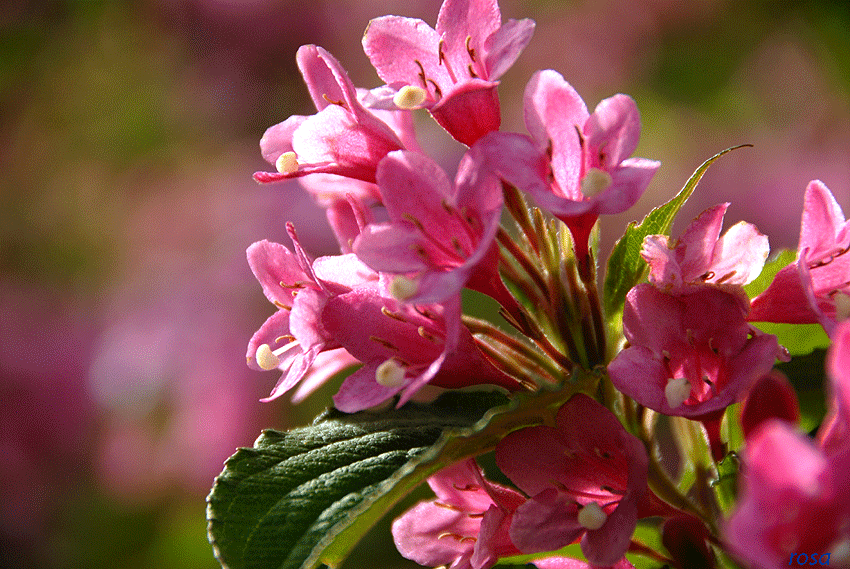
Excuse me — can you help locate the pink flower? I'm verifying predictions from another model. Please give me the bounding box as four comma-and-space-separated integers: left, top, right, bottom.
321, 290, 521, 412
362, 0, 534, 146
473, 70, 659, 261
392, 459, 524, 569
245, 228, 378, 401
818, 320, 850, 458
608, 284, 785, 418
494, 394, 648, 567
353, 149, 508, 306
723, 420, 850, 569
749, 180, 850, 336
641, 203, 769, 293
253, 45, 411, 185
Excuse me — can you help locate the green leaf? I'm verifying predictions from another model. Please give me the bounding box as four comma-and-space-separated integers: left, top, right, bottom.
206, 390, 508, 569
602, 145, 752, 350
207, 372, 597, 569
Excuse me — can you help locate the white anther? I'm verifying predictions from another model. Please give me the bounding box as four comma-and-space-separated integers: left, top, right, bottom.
581, 168, 613, 198
255, 340, 300, 371
393, 85, 428, 110
389, 275, 419, 301
665, 377, 691, 409
577, 502, 607, 530
275, 151, 299, 174
375, 359, 407, 387
256, 343, 281, 370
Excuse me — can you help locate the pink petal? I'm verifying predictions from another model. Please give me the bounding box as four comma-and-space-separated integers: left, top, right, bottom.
291, 104, 404, 184
332, 361, 409, 412
392, 500, 478, 568
246, 310, 292, 372
709, 219, 769, 285
436, 0, 501, 80
246, 240, 308, 307
509, 489, 583, 553
818, 321, 850, 455
260, 344, 321, 402
676, 203, 729, 278
430, 79, 501, 146
259, 115, 307, 166
583, 94, 641, 170
296, 45, 359, 112
363, 16, 450, 94
594, 157, 660, 215
800, 179, 847, 257
354, 223, 429, 273
290, 348, 359, 404
749, 263, 820, 323
483, 18, 536, 80
523, 70, 587, 198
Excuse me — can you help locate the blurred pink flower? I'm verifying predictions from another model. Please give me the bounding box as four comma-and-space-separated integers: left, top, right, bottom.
723, 420, 850, 569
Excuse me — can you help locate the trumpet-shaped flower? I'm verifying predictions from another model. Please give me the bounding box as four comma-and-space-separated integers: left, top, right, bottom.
750, 180, 850, 336
495, 395, 648, 567
362, 0, 535, 146
253, 45, 411, 185
473, 70, 659, 261
353, 149, 507, 306
608, 285, 785, 418
642, 203, 769, 293
321, 290, 521, 412
245, 228, 378, 401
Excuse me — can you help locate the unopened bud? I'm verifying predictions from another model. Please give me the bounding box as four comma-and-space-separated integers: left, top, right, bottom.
393, 85, 428, 110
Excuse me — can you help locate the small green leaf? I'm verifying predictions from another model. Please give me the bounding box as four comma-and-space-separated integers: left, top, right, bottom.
603, 145, 752, 349
206, 390, 508, 569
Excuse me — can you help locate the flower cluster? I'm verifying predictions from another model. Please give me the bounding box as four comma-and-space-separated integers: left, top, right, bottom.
236, 1, 850, 568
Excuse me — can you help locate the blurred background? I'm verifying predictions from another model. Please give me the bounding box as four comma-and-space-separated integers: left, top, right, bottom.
1, 0, 848, 567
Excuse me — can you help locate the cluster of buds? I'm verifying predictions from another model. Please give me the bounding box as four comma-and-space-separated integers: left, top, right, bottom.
241, 1, 850, 568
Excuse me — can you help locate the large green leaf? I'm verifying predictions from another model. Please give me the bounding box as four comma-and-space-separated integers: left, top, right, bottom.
207, 373, 597, 569
602, 145, 751, 349
206, 390, 509, 569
